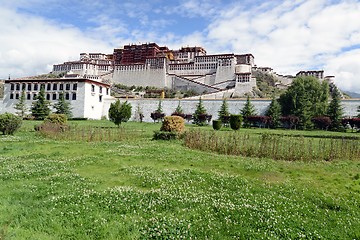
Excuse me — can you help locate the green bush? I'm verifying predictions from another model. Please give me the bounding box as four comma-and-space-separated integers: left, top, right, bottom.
152, 131, 178, 140
212, 120, 222, 130
44, 113, 68, 125
0, 112, 22, 135
230, 114, 242, 130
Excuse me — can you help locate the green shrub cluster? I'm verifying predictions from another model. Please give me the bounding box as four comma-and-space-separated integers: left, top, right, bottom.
0, 112, 22, 135
44, 113, 68, 125
152, 131, 178, 140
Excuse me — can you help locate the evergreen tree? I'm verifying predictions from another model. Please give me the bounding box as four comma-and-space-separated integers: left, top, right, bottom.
265, 95, 281, 128
278, 76, 329, 129
31, 86, 50, 120
241, 96, 256, 128
14, 89, 27, 119
327, 86, 343, 131
108, 100, 132, 127
174, 101, 184, 114
218, 98, 230, 125
155, 100, 163, 113
53, 92, 72, 119
134, 103, 144, 122
193, 97, 208, 126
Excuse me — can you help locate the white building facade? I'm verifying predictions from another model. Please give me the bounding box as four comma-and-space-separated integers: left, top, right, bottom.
2, 77, 112, 119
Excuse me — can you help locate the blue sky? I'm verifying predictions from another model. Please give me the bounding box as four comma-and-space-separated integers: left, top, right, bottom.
1, 0, 360, 93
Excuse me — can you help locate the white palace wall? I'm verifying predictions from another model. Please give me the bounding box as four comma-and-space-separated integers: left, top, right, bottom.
113, 65, 168, 88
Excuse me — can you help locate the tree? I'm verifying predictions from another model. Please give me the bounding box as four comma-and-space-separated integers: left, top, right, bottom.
134, 103, 144, 122
218, 98, 230, 125
357, 105, 360, 118
174, 101, 184, 114
31, 86, 51, 120
108, 100, 132, 127
193, 97, 208, 126
150, 100, 165, 122
241, 96, 256, 128
278, 76, 329, 129
14, 89, 27, 119
327, 86, 343, 131
53, 92, 72, 119
265, 95, 281, 128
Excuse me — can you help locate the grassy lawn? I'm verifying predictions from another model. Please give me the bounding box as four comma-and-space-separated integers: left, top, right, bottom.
0, 120, 359, 239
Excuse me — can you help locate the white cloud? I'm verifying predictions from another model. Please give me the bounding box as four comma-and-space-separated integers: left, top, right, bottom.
0, 7, 112, 79
204, 0, 360, 93
324, 49, 360, 94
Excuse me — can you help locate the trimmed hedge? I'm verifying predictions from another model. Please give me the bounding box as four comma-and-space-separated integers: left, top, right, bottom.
160, 116, 185, 133
212, 120, 222, 130
230, 114, 242, 130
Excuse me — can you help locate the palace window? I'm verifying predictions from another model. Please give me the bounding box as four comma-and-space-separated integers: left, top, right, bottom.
46, 94, 50, 100
40, 84, 45, 90
65, 93, 70, 100
34, 84, 38, 91
73, 83, 77, 91
99, 95, 102, 102
27, 93, 31, 100
15, 93, 19, 99
16, 84, 20, 91
66, 83, 70, 91
91, 85, 95, 92
22, 84, 26, 90
47, 84, 51, 91
72, 93, 76, 100
106, 88, 109, 95
52, 93, 57, 100
27, 84, 32, 91
53, 84, 57, 90
33, 94, 37, 100
59, 84, 64, 91
10, 84, 14, 90
10, 93, 13, 99
99, 86, 102, 94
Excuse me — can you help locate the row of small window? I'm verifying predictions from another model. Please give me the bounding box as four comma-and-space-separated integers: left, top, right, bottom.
91, 85, 109, 95
10, 83, 77, 92
10, 92, 77, 101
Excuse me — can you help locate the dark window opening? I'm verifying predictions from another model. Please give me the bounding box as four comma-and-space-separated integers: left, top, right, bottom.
27, 84, 32, 91
72, 93, 76, 100
53, 84, 57, 90
46, 94, 50, 100
65, 93, 70, 100
52, 94, 57, 100
10, 93, 14, 99
66, 84, 70, 90
27, 94, 31, 100
73, 83, 77, 91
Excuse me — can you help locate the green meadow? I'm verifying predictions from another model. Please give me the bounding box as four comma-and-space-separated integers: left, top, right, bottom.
0, 120, 359, 239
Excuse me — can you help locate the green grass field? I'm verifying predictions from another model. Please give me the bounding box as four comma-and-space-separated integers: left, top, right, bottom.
0, 120, 359, 239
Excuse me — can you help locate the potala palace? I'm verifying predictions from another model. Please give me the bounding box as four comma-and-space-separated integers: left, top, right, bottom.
1, 42, 337, 119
